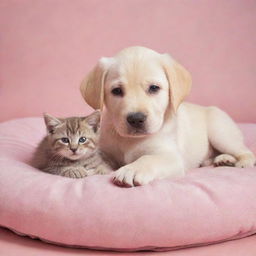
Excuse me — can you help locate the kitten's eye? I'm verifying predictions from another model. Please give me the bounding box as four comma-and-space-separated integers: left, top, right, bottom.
79, 137, 87, 143
61, 137, 69, 144
111, 87, 124, 96
148, 84, 160, 94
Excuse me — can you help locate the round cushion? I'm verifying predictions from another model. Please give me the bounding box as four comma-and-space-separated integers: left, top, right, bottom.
0, 117, 256, 251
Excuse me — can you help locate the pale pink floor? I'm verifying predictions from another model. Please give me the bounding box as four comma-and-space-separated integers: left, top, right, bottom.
1, 228, 256, 256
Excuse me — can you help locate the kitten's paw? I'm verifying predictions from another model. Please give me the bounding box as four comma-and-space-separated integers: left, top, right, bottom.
113, 166, 154, 187
214, 154, 236, 167
62, 167, 87, 178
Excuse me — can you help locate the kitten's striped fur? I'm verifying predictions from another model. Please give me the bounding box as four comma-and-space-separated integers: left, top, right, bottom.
31, 111, 112, 178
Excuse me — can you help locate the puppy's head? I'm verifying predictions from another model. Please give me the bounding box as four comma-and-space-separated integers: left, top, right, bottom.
81, 46, 191, 137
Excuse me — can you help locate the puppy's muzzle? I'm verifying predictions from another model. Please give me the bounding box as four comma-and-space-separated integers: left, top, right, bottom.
126, 112, 147, 129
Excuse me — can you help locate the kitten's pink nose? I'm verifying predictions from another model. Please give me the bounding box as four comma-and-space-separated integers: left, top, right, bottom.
70, 148, 77, 153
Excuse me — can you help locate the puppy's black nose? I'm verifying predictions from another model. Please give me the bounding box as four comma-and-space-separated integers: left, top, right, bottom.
127, 112, 147, 129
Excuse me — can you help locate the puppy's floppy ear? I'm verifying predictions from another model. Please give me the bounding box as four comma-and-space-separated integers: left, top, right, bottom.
80, 57, 114, 110
161, 54, 192, 112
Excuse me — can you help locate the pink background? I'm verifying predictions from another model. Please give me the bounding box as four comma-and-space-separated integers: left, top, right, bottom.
1, 0, 256, 123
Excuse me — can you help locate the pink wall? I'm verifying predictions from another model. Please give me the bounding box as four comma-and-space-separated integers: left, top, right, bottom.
1, 0, 256, 122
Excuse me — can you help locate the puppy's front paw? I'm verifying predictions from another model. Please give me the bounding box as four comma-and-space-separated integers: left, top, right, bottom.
113, 166, 154, 187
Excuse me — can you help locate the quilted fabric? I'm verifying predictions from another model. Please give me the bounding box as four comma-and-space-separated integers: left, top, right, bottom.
0, 117, 256, 251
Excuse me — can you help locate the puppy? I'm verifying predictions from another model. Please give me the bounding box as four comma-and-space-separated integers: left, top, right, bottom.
80, 46, 256, 187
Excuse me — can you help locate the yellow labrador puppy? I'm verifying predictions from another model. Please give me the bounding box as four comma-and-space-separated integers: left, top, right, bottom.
80, 46, 255, 186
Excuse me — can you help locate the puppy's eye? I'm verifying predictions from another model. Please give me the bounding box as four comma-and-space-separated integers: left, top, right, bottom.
111, 87, 123, 96
61, 137, 69, 144
148, 85, 160, 94
79, 137, 87, 143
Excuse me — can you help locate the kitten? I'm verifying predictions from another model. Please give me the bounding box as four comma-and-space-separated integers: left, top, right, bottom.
31, 111, 112, 178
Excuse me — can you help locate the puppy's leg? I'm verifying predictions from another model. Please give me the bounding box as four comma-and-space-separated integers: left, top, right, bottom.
207, 107, 256, 168
113, 153, 184, 187
200, 158, 214, 167
213, 154, 237, 167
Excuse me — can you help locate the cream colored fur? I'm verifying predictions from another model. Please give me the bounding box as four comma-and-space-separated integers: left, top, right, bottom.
80, 46, 256, 186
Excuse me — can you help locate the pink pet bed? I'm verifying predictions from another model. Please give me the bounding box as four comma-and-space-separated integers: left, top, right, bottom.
0, 117, 256, 251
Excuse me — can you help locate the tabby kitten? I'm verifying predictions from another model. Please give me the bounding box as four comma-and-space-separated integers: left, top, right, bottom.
31, 111, 112, 178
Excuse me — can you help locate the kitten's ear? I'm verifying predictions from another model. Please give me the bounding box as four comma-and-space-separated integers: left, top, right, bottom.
85, 110, 101, 133
43, 113, 62, 134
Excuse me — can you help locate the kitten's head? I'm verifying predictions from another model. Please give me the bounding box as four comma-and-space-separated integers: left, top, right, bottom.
43, 111, 101, 161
